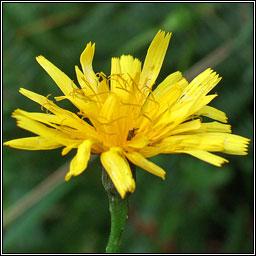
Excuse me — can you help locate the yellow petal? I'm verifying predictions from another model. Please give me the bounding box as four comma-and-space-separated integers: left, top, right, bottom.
62, 142, 80, 156
153, 71, 184, 99
62, 95, 101, 118
13, 109, 75, 131
156, 83, 183, 113
120, 55, 142, 83
125, 151, 166, 179
151, 100, 196, 141
65, 140, 92, 181
97, 78, 110, 103
36, 55, 79, 97
20, 87, 49, 106
100, 150, 135, 198
80, 42, 98, 89
3, 136, 61, 150
113, 55, 142, 104
138, 144, 169, 158
36, 57, 95, 112
124, 136, 148, 149
220, 134, 250, 155
12, 110, 80, 146
195, 133, 249, 154
110, 57, 122, 93
162, 132, 250, 155
188, 94, 218, 116
140, 81, 182, 130
163, 134, 225, 152
19, 88, 98, 138
169, 119, 202, 135
75, 65, 93, 93
97, 93, 125, 145
140, 30, 171, 90
183, 150, 229, 167
180, 69, 221, 106
100, 93, 119, 121
187, 122, 231, 133
75, 65, 101, 99
196, 105, 228, 123
168, 99, 196, 125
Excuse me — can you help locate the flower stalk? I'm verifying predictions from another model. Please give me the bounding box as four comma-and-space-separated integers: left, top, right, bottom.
102, 163, 136, 253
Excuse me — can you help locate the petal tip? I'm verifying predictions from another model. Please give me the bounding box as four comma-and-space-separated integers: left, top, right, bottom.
65, 173, 72, 182
36, 55, 45, 62
120, 192, 126, 199
3, 141, 9, 147
19, 88, 27, 95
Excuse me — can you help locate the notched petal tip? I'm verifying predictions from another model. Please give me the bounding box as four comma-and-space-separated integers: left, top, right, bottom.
36, 55, 47, 65
241, 138, 251, 155
157, 29, 172, 38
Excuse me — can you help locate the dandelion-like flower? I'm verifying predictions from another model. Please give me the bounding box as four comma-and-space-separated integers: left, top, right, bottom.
4, 30, 250, 198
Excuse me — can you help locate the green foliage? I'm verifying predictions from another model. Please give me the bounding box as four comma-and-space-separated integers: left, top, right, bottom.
3, 2, 253, 253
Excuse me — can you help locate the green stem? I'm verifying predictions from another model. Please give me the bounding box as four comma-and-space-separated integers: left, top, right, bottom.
106, 192, 129, 253
102, 164, 136, 253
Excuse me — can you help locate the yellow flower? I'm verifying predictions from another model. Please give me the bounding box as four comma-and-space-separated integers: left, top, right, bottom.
4, 30, 250, 198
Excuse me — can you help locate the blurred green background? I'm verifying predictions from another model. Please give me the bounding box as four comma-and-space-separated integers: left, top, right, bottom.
3, 2, 253, 253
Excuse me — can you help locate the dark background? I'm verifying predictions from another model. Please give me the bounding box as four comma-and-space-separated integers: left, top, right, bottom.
3, 2, 254, 253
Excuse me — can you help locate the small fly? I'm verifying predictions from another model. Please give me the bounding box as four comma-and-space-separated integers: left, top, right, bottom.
127, 128, 139, 141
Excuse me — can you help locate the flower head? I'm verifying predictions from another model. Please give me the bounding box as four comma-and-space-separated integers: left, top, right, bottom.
4, 30, 250, 198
